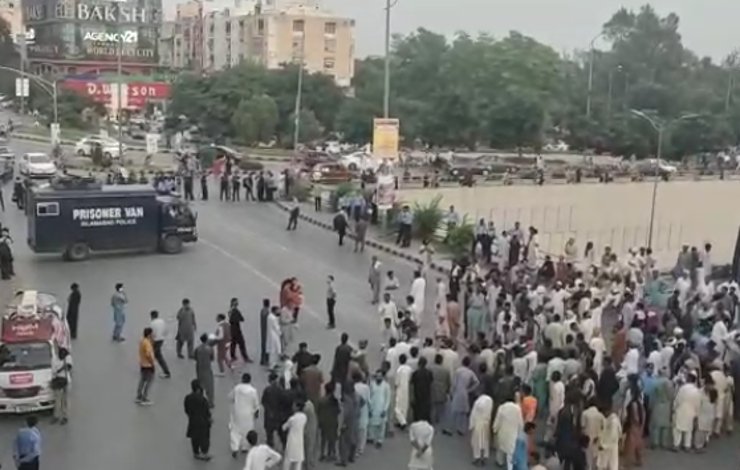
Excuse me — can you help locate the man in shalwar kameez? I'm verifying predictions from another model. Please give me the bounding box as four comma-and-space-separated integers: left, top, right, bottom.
229, 373, 260, 457
493, 397, 523, 470
368, 371, 391, 447
469, 393, 493, 465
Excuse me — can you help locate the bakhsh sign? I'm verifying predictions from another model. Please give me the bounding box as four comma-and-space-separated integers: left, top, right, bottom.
73, 206, 144, 227
25, 3, 150, 24
372, 118, 400, 160
61, 80, 171, 109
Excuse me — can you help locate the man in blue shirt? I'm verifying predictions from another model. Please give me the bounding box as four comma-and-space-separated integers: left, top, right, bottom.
13, 415, 41, 469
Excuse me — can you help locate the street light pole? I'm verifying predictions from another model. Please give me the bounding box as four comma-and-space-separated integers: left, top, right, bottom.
383, 0, 396, 118
117, 37, 124, 159
585, 32, 603, 119
630, 109, 699, 248
291, 22, 306, 165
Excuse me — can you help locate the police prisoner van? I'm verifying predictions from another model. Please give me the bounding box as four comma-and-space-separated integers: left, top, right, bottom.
26, 179, 197, 260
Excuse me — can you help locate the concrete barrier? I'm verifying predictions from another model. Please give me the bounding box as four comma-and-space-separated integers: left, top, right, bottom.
398, 180, 738, 269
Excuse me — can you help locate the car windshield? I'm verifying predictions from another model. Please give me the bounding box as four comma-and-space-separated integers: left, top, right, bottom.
28, 155, 50, 164
0, 342, 52, 371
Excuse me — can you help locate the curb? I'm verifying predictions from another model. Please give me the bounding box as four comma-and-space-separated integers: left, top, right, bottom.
273, 200, 450, 275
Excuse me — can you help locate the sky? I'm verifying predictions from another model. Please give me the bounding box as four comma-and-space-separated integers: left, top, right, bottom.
322, 0, 740, 60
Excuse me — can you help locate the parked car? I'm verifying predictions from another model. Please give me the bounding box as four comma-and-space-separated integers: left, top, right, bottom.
447, 156, 496, 178
310, 163, 352, 184
19, 152, 57, 178
634, 159, 678, 179
197, 145, 264, 171
340, 152, 385, 172
74, 135, 126, 159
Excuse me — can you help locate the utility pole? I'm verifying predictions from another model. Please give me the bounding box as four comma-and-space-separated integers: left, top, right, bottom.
117, 29, 124, 159
17, 33, 27, 115
291, 22, 306, 165
383, 0, 393, 118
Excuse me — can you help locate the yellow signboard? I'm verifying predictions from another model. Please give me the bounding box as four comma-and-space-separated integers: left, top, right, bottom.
372, 118, 400, 160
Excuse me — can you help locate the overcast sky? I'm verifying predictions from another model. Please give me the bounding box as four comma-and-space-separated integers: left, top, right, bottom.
319, 0, 739, 60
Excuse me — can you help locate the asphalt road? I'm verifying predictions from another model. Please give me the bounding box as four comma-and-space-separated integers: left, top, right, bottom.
0, 144, 736, 470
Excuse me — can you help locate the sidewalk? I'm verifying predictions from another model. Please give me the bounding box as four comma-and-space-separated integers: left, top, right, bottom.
274, 200, 453, 275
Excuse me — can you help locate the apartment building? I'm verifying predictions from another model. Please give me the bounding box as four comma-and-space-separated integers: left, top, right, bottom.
161, 0, 354, 87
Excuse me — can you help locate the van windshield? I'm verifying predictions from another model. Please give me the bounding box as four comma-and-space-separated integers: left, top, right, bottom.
0, 342, 52, 371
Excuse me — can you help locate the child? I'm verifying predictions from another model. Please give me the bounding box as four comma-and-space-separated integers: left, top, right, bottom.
695, 387, 717, 451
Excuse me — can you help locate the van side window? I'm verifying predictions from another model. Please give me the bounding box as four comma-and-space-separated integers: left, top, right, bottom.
36, 202, 60, 216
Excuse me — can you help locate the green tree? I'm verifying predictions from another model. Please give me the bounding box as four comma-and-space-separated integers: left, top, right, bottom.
285, 109, 322, 146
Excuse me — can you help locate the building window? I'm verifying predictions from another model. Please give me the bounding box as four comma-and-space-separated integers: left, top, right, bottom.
257, 19, 265, 35
323, 57, 335, 69
292, 19, 304, 33
324, 22, 336, 35
324, 38, 336, 53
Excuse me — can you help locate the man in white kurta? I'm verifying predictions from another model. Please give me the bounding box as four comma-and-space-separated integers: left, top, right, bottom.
597, 410, 621, 470
492, 399, 523, 470
410, 272, 427, 319
395, 355, 413, 427
244, 431, 282, 470
266, 308, 282, 368
408, 420, 434, 470
282, 405, 307, 470
469, 394, 493, 464
673, 375, 702, 450
229, 373, 260, 455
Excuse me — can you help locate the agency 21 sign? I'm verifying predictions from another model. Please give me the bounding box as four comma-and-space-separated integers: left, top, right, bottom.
83, 31, 139, 44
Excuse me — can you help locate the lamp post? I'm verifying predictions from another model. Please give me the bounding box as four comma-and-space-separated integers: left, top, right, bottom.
291, 18, 306, 166
585, 32, 604, 119
630, 109, 700, 248
383, 0, 399, 118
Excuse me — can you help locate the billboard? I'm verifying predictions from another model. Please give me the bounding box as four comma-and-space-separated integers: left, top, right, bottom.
372, 118, 400, 160
61, 79, 171, 109
24, 0, 161, 64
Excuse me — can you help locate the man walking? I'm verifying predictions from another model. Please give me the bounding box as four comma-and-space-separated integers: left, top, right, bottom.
229, 373, 260, 458
66, 283, 81, 340
13, 415, 41, 470
176, 299, 197, 359
184, 379, 212, 461
51, 348, 72, 425
410, 357, 433, 422
111, 283, 127, 342
149, 310, 171, 378
136, 327, 155, 405
194, 333, 215, 407
396, 205, 413, 248
326, 275, 337, 329
229, 297, 252, 364
287, 198, 300, 231
260, 298, 271, 366
333, 210, 348, 246
354, 217, 368, 253
368, 256, 382, 305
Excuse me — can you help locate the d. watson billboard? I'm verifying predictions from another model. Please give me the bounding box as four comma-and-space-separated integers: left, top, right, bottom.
23, 0, 162, 64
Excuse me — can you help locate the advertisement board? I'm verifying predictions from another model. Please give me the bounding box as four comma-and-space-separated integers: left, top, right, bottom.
61, 80, 170, 109
23, 0, 161, 64
372, 118, 400, 161
375, 173, 396, 210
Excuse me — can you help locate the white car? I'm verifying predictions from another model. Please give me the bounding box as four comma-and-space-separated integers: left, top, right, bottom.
339, 152, 390, 172
544, 140, 570, 152
20, 152, 57, 178
74, 136, 126, 159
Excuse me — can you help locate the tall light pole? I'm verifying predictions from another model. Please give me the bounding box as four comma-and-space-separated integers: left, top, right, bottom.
585, 32, 604, 119
383, 0, 398, 118
630, 109, 700, 248
291, 23, 306, 165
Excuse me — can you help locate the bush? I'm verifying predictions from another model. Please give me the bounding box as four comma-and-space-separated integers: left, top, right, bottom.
444, 218, 474, 259
412, 194, 444, 241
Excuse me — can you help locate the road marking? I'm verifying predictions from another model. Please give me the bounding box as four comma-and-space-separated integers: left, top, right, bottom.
199, 237, 321, 320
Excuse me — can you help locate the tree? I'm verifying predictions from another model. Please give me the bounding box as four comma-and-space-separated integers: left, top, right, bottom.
285, 109, 322, 146
231, 94, 279, 145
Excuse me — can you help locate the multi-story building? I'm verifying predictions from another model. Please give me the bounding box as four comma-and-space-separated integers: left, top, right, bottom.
161, 0, 354, 87
0, 0, 23, 38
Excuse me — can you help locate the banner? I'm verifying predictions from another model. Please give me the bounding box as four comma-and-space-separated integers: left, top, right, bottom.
375, 173, 396, 210
61, 80, 170, 109
372, 118, 400, 161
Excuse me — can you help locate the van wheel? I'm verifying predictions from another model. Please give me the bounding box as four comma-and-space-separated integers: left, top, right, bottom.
65, 242, 90, 261
161, 235, 183, 254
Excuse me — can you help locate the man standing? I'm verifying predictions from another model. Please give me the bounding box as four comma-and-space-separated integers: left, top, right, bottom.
229, 297, 252, 363
326, 275, 337, 329
214, 313, 231, 376
410, 357, 433, 422
301, 354, 324, 406
51, 348, 72, 425
354, 217, 368, 253
303, 397, 320, 470
469, 393, 493, 465
429, 354, 451, 425
368, 370, 391, 448
673, 373, 701, 451
333, 210, 349, 246
176, 298, 197, 359
200, 172, 209, 200
331, 333, 353, 387
184, 379, 212, 461
136, 327, 155, 405
445, 356, 479, 435
287, 198, 300, 230
266, 307, 283, 369
394, 354, 413, 429
66, 283, 81, 340
493, 396, 524, 470
260, 299, 271, 366
597, 407, 622, 470
149, 310, 171, 378
13, 415, 41, 470
396, 205, 413, 248
408, 419, 434, 470
244, 430, 282, 470
337, 382, 360, 466
409, 271, 426, 320
262, 373, 287, 449
229, 373, 260, 458
368, 256, 382, 305
194, 333, 215, 407
111, 283, 127, 342
282, 401, 308, 470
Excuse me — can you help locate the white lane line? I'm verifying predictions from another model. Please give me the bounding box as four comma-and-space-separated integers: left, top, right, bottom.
199, 237, 321, 321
